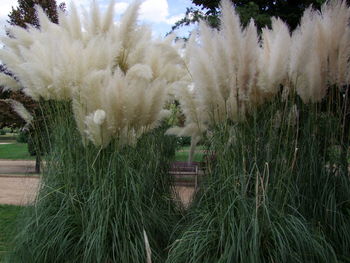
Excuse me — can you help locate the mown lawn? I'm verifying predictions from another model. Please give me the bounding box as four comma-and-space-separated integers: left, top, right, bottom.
0, 205, 22, 261
0, 143, 34, 160
0, 142, 206, 162
175, 145, 206, 162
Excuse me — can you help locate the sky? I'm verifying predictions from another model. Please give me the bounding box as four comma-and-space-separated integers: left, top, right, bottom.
0, 0, 196, 38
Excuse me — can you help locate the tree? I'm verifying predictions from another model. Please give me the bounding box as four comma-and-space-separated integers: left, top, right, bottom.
171, 0, 327, 33
1, 0, 65, 173
8, 0, 66, 28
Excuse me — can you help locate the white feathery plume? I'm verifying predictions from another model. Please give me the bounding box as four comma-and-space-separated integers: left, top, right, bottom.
321, 0, 350, 86
236, 19, 259, 108
170, 0, 350, 151
289, 8, 324, 102
58, 3, 83, 40
7, 99, 33, 125
0, 0, 187, 147
290, 0, 350, 103
0, 74, 21, 91
84, 109, 107, 147
289, 8, 315, 85
101, 0, 115, 33
220, 0, 242, 73
170, 0, 262, 144
36, 6, 53, 31
88, 0, 102, 35
258, 17, 291, 97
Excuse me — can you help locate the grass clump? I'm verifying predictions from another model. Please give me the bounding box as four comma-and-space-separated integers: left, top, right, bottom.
0, 1, 187, 261
167, 100, 344, 263
0, 205, 22, 261
166, 1, 350, 262
5, 102, 180, 263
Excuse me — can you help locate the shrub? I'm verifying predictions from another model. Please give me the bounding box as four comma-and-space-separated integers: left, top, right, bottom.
15, 130, 28, 143
177, 136, 191, 147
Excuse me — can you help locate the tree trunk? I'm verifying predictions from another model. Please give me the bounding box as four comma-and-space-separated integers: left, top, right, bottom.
35, 154, 41, 174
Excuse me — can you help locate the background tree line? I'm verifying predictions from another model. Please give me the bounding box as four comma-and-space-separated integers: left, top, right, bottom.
171, 0, 329, 33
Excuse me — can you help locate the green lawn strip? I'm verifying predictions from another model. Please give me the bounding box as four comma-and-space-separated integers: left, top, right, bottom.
178, 145, 206, 152
0, 143, 35, 160
175, 151, 204, 162
0, 205, 22, 260
175, 146, 205, 162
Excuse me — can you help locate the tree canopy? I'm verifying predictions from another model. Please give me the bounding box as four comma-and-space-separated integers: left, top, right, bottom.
8, 0, 66, 28
172, 0, 328, 32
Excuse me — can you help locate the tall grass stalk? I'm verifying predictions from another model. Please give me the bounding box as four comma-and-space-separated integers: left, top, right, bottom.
6, 101, 179, 263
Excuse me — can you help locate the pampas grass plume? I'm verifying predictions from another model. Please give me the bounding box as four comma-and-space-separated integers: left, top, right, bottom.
0, 0, 186, 147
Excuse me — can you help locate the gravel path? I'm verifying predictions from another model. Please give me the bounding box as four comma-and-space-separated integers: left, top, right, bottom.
0, 160, 39, 205
0, 159, 195, 206
0, 176, 193, 207
0, 160, 37, 175
173, 186, 195, 207
0, 176, 40, 205
0, 177, 193, 207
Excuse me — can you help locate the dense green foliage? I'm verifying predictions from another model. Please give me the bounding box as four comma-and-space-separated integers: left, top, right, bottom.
15, 130, 28, 143
196, 0, 326, 28
171, 0, 327, 33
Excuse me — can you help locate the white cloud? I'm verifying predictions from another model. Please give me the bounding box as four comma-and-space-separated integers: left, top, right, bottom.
139, 0, 183, 25
165, 14, 183, 25
140, 0, 169, 23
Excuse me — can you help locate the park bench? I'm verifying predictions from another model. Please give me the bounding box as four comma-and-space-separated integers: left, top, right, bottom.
169, 161, 201, 188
